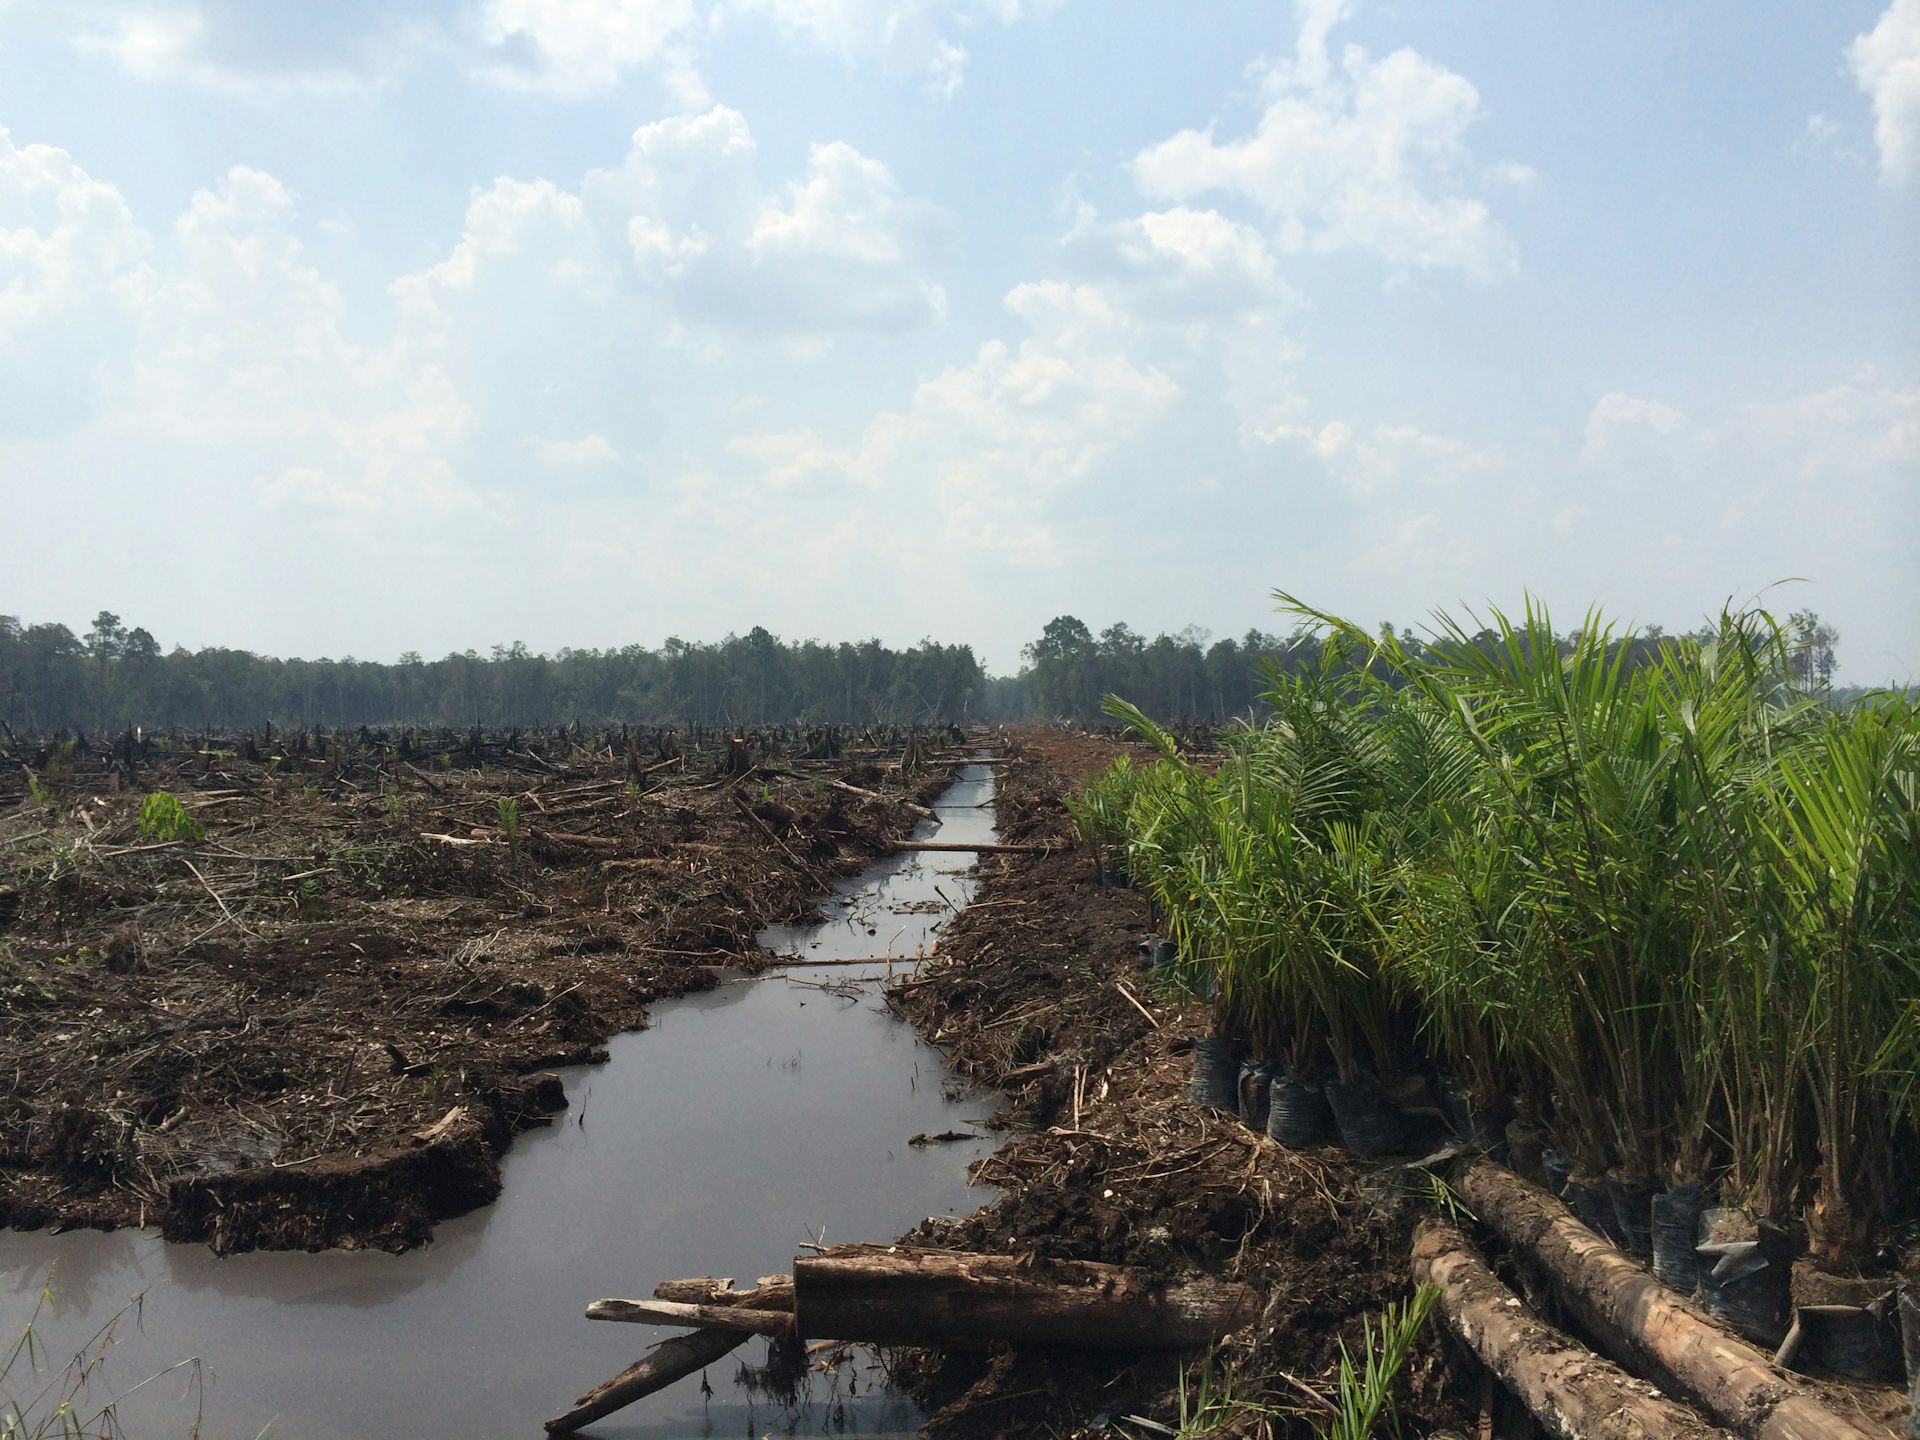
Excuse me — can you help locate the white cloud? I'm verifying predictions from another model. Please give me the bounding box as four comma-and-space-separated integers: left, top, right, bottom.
529, 432, 620, 466
1067, 205, 1291, 320
1849, 0, 1920, 185
1131, 0, 1520, 279
1274, 418, 1505, 499
718, 0, 1056, 97
1566, 373, 1920, 580
134, 167, 472, 512
398, 176, 593, 303
0, 152, 473, 510
477, 0, 699, 96
576, 107, 946, 336
0, 0, 1056, 103
1734, 372, 1920, 470
731, 279, 1178, 562
0, 128, 152, 435
0, 127, 149, 340
725, 429, 841, 488
8, 0, 430, 96
389, 106, 947, 362
1581, 391, 1687, 462
1361, 511, 1440, 574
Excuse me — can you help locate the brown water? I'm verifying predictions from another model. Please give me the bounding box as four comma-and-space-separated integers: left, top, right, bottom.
0, 763, 1002, 1439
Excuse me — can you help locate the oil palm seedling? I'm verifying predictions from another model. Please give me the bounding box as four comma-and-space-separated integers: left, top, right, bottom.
1754, 696, 1919, 1267
1317, 1285, 1441, 1440
1098, 591, 1920, 1278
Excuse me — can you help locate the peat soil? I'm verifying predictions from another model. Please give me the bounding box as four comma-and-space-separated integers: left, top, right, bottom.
0, 727, 952, 1253
885, 728, 1481, 1439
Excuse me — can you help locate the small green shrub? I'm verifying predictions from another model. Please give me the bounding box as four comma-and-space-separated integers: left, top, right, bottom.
136, 791, 204, 844
497, 796, 520, 850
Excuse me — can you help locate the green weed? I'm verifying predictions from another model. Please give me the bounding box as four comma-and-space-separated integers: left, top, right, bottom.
2, 1277, 206, 1439
1317, 1286, 1441, 1440
136, 792, 203, 844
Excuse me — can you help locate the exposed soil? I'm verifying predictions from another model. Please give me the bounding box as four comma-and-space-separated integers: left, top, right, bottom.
0, 725, 954, 1252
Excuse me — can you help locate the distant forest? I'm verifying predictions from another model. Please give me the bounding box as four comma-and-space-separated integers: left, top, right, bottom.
0, 607, 1849, 733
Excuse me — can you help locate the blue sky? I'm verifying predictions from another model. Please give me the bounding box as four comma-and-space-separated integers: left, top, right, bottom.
1, 0, 1915, 680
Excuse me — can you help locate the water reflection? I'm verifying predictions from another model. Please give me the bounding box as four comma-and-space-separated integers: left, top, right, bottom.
0, 764, 1000, 1439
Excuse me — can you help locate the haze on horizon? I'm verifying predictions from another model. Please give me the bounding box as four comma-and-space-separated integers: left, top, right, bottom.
1, 0, 1915, 683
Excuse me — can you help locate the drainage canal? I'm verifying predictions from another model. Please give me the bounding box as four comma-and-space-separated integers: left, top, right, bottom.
0, 761, 1003, 1438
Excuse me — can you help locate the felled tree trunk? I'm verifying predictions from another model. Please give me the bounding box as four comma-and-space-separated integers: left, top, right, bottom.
545, 1330, 746, 1435
548, 1276, 791, 1434
1413, 1220, 1732, 1439
1457, 1161, 1888, 1440
790, 1244, 1258, 1350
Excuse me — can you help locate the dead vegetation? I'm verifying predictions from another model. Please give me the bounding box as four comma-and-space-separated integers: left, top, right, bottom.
0, 723, 956, 1250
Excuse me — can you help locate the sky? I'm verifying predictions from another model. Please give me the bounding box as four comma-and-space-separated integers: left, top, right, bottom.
0, 0, 1915, 682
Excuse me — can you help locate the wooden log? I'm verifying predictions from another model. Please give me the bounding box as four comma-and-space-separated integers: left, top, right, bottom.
586, 1297, 794, 1336
1412, 1220, 1732, 1439
791, 1245, 1257, 1350
892, 840, 1044, 855
829, 779, 935, 818
759, 955, 930, 968
1457, 1161, 1889, 1440
653, 1275, 796, 1310
545, 1329, 747, 1435
529, 828, 623, 851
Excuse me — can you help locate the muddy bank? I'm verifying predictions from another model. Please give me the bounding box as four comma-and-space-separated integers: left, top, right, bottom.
885, 729, 1480, 1438
0, 728, 954, 1251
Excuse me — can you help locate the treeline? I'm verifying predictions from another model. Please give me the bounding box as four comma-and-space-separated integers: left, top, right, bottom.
1017, 610, 1844, 723
0, 614, 986, 732
0, 606, 1844, 733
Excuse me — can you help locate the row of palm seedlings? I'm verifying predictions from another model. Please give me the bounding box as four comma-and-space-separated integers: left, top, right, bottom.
1080, 596, 1919, 1289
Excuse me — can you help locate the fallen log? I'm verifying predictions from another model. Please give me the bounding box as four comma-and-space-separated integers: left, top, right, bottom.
883, 758, 1007, 769
791, 1244, 1258, 1350
1412, 1220, 1732, 1439
566, 1249, 1256, 1430
586, 1297, 794, 1336
547, 1279, 793, 1432
829, 778, 935, 817
545, 1329, 747, 1435
529, 828, 623, 851
1457, 1160, 1891, 1440
759, 955, 931, 968
892, 840, 1045, 855
653, 1275, 795, 1310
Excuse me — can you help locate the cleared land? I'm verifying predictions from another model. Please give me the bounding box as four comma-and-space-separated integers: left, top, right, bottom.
0, 724, 951, 1250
